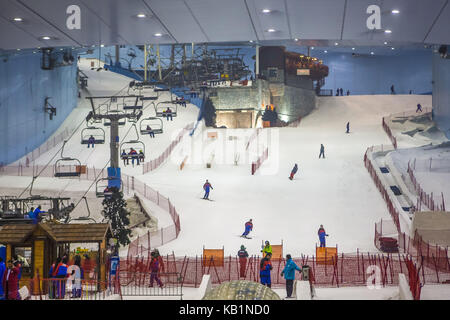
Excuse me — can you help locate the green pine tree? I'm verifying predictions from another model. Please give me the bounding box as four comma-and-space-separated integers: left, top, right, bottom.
102, 188, 132, 246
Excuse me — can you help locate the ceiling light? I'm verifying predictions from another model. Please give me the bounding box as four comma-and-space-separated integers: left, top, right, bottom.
136, 13, 146, 18
391, 47, 395, 50
370, 51, 374, 55
324, 50, 328, 53
249, 40, 253, 43
294, 38, 298, 41
154, 33, 163, 37
334, 42, 339, 46
384, 29, 392, 34
311, 47, 314, 50
262, 9, 271, 13
384, 41, 388, 45
100, 44, 105, 47
352, 47, 355, 50
267, 28, 276, 33
41, 36, 51, 40
17, 48, 20, 51
13, 17, 23, 22
391, 9, 400, 14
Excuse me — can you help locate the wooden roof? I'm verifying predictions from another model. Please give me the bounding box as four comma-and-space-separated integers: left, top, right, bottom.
0, 223, 111, 244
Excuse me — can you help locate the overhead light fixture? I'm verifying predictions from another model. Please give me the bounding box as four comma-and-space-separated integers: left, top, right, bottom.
100, 44, 105, 47
384, 29, 392, 34
13, 17, 23, 22
17, 48, 20, 51
154, 33, 163, 37
391, 47, 395, 50
384, 41, 388, 45
267, 28, 276, 33
136, 13, 146, 18
311, 47, 314, 50
249, 40, 253, 43
324, 50, 328, 53
294, 38, 298, 41
370, 51, 374, 55
41, 36, 51, 40
352, 47, 355, 50
334, 42, 339, 46
262, 9, 271, 13
391, 9, 400, 14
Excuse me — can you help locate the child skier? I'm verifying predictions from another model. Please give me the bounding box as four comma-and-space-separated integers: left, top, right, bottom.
203, 179, 213, 200
289, 164, 298, 180
318, 224, 329, 248
241, 219, 253, 238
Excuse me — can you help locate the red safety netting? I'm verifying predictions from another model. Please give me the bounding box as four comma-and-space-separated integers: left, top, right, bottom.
142, 123, 194, 174
251, 148, 269, 175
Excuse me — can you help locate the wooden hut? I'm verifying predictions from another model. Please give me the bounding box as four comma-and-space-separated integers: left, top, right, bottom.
0, 222, 112, 292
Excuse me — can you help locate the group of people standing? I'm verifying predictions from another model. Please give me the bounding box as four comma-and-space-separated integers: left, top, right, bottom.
336, 88, 350, 96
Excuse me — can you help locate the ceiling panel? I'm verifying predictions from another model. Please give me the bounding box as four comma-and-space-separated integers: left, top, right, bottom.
0, 0, 79, 49
145, 0, 209, 43
286, 0, 346, 40
342, 0, 447, 43
424, 1, 450, 44
0, 17, 44, 50
246, 0, 291, 41
184, 0, 256, 42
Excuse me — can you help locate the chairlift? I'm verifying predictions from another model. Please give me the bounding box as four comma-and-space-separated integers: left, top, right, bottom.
54, 141, 84, 177
104, 110, 126, 126
81, 126, 105, 144
155, 101, 177, 117
120, 142, 145, 164
65, 197, 96, 224
122, 96, 143, 110
95, 177, 122, 198
139, 117, 163, 135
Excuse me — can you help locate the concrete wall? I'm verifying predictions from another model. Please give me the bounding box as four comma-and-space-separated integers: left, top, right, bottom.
0, 52, 78, 165
432, 53, 450, 138
312, 50, 432, 95
270, 83, 316, 122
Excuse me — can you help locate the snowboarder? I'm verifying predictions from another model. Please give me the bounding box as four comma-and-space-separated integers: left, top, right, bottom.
289, 164, 298, 180
281, 254, 302, 299
259, 253, 273, 288
203, 179, 213, 200
416, 103, 423, 113
318, 224, 329, 248
241, 219, 253, 238
237, 245, 249, 278
346, 122, 350, 133
87, 135, 96, 148
261, 241, 272, 257
319, 144, 325, 159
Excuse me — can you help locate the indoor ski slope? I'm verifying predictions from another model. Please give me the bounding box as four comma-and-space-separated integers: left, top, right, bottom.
2, 62, 433, 257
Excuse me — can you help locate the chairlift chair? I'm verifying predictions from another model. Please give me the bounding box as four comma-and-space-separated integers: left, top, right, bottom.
122, 96, 143, 110
54, 141, 83, 177
155, 102, 177, 118
120, 140, 146, 162
81, 126, 106, 144
95, 177, 123, 198
139, 117, 163, 135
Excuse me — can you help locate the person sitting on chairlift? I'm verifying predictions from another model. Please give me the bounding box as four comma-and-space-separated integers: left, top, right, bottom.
138, 150, 145, 163
87, 135, 96, 148
128, 148, 139, 166
146, 125, 155, 138
121, 150, 128, 166
165, 107, 173, 121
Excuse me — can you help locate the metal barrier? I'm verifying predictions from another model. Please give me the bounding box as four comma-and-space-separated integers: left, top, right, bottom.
119, 272, 183, 298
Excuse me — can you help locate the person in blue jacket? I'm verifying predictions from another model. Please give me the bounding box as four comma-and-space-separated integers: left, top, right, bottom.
281, 254, 302, 298
31, 205, 45, 224
289, 164, 298, 180
55, 257, 69, 299
241, 219, 253, 238
259, 253, 273, 288
318, 225, 329, 248
87, 135, 96, 148
203, 179, 213, 200
0, 257, 5, 300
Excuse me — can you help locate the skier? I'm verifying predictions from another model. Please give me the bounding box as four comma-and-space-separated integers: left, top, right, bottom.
237, 245, 249, 278
416, 103, 423, 113
241, 219, 253, 238
87, 135, 96, 148
289, 164, 298, 180
259, 253, 273, 288
390, 84, 395, 95
128, 148, 139, 167
165, 107, 173, 121
146, 125, 155, 138
281, 254, 302, 299
203, 179, 213, 200
319, 144, 325, 159
339, 88, 343, 96
318, 224, 329, 248
346, 122, 350, 133
261, 241, 272, 257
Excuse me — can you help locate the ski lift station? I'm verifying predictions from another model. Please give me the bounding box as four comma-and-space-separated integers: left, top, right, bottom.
1, 0, 450, 308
